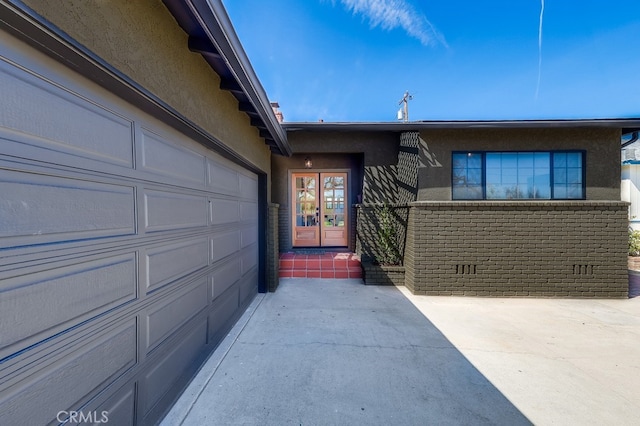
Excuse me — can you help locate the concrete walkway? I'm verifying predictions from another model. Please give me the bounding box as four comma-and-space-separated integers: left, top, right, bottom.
162, 279, 640, 426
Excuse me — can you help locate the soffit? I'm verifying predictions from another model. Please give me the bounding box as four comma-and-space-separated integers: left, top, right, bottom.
0, 0, 290, 168
163, 0, 290, 156
284, 119, 640, 134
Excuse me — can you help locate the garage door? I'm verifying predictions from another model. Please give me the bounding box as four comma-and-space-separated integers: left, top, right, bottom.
0, 31, 260, 425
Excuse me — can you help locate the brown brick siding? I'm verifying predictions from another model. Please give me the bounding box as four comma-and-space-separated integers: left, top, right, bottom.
362, 264, 405, 286
267, 203, 280, 292
404, 206, 416, 293
278, 205, 291, 252
404, 201, 629, 297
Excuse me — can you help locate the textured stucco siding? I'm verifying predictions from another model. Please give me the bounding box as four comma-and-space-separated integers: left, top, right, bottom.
22, 0, 272, 177
271, 142, 368, 251
417, 128, 621, 201
286, 131, 398, 204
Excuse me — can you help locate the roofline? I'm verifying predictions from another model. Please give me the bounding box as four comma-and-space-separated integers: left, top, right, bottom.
1, 0, 290, 157
283, 118, 640, 133
164, 0, 291, 156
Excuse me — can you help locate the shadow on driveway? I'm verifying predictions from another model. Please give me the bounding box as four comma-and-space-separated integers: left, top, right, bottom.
167, 279, 531, 425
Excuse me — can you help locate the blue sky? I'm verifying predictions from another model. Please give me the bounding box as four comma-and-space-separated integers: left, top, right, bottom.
223, 0, 640, 122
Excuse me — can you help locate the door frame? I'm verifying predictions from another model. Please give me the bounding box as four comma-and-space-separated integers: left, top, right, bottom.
288, 168, 350, 248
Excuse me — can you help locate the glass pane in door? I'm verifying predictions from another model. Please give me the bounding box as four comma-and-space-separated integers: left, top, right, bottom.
320, 173, 348, 246
292, 174, 320, 246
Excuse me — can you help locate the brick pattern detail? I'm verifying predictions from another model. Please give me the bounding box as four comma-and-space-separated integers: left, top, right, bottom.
396, 131, 420, 205
278, 205, 291, 252
361, 264, 405, 286
404, 201, 629, 297
349, 205, 358, 252
405, 206, 416, 293
267, 203, 280, 292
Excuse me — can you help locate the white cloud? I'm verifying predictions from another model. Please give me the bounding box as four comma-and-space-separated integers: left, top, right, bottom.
332, 0, 446, 47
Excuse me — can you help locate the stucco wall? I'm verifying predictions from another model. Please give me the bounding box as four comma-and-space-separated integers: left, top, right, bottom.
285, 131, 398, 203
271, 152, 363, 206
417, 128, 621, 201
272, 151, 362, 251
286, 131, 397, 159
275, 131, 398, 250
22, 0, 272, 176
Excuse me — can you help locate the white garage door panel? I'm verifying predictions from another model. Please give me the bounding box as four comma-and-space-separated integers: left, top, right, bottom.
144, 188, 208, 232
240, 201, 259, 222
210, 197, 240, 225
145, 238, 209, 293
145, 279, 208, 354
141, 321, 208, 416
0, 253, 136, 356
140, 128, 206, 185
241, 226, 258, 248
0, 321, 136, 426
93, 384, 136, 426
239, 173, 259, 200
241, 245, 259, 274
240, 270, 259, 305
210, 230, 241, 262
208, 285, 240, 342
207, 158, 239, 195
0, 57, 134, 168
210, 258, 242, 301
0, 170, 136, 245
1, 29, 261, 426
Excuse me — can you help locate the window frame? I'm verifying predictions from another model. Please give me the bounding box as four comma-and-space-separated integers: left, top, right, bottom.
451, 150, 586, 201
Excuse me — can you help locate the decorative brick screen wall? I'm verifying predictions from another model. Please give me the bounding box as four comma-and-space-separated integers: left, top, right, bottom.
404, 201, 629, 297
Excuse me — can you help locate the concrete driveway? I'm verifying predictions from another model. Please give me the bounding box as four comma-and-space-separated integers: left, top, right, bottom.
162, 279, 640, 426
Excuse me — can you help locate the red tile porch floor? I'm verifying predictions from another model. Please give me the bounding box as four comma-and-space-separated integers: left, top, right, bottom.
279, 252, 362, 279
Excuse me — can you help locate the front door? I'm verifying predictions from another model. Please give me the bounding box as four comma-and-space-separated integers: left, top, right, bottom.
292, 172, 348, 247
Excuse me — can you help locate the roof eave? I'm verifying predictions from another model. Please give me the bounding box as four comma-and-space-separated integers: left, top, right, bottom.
163, 0, 291, 156
283, 118, 640, 133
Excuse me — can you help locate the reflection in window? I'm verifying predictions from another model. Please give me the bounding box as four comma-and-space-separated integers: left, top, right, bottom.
486, 152, 550, 199
323, 176, 345, 226
553, 152, 583, 199
452, 151, 584, 200
452, 153, 483, 199
295, 176, 316, 226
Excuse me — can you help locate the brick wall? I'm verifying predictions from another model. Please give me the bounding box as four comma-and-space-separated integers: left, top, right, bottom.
362, 264, 405, 286
405, 201, 629, 297
349, 205, 358, 252
404, 206, 416, 293
278, 205, 290, 252
267, 203, 280, 292
396, 131, 420, 204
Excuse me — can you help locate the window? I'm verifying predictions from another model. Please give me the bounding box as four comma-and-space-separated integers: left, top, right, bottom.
452, 151, 584, 200
452, 152, 483, 199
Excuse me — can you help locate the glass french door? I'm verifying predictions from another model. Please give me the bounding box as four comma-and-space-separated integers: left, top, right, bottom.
292, 172, 348, 247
